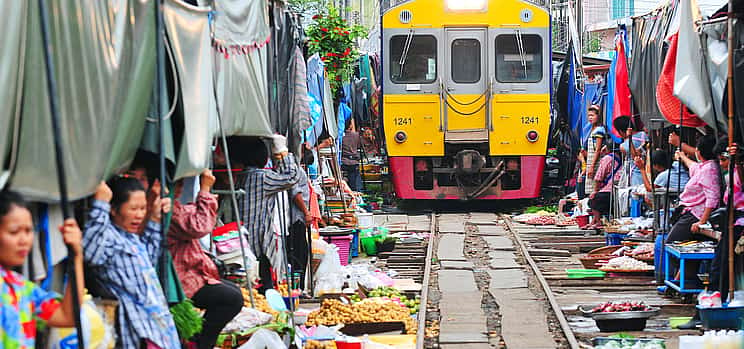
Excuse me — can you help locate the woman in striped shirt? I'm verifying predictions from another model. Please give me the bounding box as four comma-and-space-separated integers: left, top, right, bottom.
83, 178, 181, 349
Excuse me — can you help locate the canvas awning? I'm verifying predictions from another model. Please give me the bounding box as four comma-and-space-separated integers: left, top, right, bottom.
11, 0, 155, 202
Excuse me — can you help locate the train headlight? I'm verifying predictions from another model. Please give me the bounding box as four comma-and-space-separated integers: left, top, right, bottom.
445, 0, 488, 11
526, 130, 539, 143
394, 131, 408, 143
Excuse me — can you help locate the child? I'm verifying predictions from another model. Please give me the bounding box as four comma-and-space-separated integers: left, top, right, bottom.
83, 178, 180, 349
0, 190, 84, 349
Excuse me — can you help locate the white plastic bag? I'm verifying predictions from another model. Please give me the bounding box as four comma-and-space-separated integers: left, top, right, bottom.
238, 328, 286, 349
314, 245, 344, 295
49, 298, 115, 349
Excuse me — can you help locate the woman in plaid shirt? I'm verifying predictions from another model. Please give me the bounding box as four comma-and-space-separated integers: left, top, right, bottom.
168, 169, 243, 349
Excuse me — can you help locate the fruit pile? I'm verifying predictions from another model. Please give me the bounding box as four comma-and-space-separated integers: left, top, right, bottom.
305, 340, 337, 349
240, 288, 279, 317
306, 298, 417, 334
357, 287, 421, 314
590, 302, 653, 313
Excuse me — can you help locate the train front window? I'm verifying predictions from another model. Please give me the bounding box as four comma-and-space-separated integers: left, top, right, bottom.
495, 34, 542, 83
390, 35, 437, 84
450, 39, 481, 83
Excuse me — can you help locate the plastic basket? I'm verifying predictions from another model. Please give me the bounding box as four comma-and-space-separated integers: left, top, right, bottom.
576, 215, 590, 228
605, 233, 628, 246
324, 235, 353, 266
698, 305, 744, 330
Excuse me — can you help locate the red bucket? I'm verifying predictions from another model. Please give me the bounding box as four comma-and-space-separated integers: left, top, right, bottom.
335, 341, 362, 349
576, 215, 590, 228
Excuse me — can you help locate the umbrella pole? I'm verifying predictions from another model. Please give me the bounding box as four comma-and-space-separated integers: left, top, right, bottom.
37, 1, 85, 347
726, 0, 736, 301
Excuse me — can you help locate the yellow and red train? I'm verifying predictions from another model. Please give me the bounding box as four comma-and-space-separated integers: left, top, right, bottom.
381, 0, 552, 200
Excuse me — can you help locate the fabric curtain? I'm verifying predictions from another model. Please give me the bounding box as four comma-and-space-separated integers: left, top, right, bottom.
212, 0, 272, 137
657, 33, 707, 127
12, 0, 155, 202
674, 0, 720, 130
0, 1, 27, 189
164, 0, 218, 179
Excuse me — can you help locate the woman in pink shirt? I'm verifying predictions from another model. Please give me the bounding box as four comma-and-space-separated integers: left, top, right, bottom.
667, 135, 722, 243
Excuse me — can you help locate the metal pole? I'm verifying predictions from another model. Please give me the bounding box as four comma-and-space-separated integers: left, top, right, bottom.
725, 0, 736, 301
37, 1, 84, 347
155, 0, 171, 294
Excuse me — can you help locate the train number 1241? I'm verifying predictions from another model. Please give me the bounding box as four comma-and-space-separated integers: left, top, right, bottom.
394, 117, 412, 126
521, 116, 539, 125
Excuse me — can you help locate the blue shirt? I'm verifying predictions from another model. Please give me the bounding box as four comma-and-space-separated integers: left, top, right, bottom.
654, 162, 691, 193
621, 132, 648, 186
83, 201, 180, 349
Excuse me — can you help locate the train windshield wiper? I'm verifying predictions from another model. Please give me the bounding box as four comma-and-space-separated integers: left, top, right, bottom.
515, 29, 528, 79
398, 29, 415, 78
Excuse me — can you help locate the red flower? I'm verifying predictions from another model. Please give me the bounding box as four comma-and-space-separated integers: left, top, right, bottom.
343, 48, 351, 56
320, 27, 328, 32
344, 31, 350, 35
336, 76, 342, 80
312, 15, 320, 19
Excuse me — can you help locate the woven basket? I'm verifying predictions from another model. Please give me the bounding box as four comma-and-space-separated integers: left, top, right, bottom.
579, 245, 624, 269
604, 225, 622, 233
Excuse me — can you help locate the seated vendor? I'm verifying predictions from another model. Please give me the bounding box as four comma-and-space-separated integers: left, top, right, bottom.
667, 135, 721, 243
634, 149, 690, 201
588, 145, 623, 228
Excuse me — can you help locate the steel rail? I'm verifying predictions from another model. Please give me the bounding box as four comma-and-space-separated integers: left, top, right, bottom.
502, 215, 582, 349
416, 213, 437, 349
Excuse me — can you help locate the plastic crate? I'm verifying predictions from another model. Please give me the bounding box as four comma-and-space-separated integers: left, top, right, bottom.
323, 234, 353, 266
605, 233, 628, 246
698, 305, 744, 330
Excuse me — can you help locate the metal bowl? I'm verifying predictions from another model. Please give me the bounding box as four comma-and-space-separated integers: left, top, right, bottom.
579, 305, 660, 319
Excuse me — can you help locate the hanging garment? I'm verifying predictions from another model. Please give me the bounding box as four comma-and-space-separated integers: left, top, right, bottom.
12, 0, 155, 202
674, 0, 720, 130
612, 29, 633, 139
656, 33, 707, 127
702, 22, 732, 131
212, 0, 270, 48
292, 46, 313, 154
306, 54, 326, 145
212, 0, 272, 137
163, 0, 218, 180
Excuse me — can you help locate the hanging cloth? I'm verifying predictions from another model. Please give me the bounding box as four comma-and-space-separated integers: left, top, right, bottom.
656, 33, 707, 127
674, 0, 721, 130
612, 28, 633, 139
0, 1, 26, 189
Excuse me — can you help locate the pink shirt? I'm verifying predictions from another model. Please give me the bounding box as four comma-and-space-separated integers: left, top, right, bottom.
680, 160, 721, 220
723, 168, 744, 226
594, 154, 622, 192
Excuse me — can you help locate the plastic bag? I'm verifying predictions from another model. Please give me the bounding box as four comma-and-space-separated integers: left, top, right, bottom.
238, 328, 286, 349
314, 245, 344, 295
222, 307, 274, 333
49, 298, 115, 349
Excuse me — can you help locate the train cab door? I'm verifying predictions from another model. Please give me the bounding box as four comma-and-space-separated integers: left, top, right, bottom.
443, 28, 489, 143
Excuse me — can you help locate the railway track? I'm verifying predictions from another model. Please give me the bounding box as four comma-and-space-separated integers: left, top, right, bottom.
420, 212, 698, 349
500, 215, 698, 349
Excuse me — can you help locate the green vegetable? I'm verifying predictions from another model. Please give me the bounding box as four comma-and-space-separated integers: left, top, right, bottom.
170, 299, 203, 341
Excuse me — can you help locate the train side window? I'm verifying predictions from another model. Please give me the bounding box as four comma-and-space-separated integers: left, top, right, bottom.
495, 34, 542, 83
450, 39, 481, 83
390, 35, 437, 84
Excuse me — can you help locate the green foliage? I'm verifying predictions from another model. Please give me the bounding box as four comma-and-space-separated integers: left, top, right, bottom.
306, 6, 368, 94
170, 299, 203, 341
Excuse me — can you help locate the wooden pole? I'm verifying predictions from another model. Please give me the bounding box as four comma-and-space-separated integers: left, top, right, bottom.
726, 0, 736, 301
37, 0, 85, 346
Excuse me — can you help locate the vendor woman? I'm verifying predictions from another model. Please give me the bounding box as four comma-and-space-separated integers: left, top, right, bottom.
83, 179, 181, 349
0, 190, 85, 348
667, 135, 722, 243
